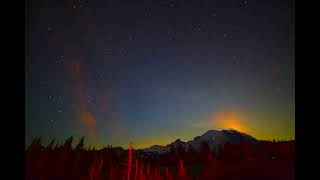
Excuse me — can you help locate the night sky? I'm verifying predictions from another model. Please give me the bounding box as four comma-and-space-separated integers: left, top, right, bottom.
25, 0, 295, 149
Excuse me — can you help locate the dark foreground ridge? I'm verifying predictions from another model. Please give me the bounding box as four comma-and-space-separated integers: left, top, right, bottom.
25, 129, 294, 180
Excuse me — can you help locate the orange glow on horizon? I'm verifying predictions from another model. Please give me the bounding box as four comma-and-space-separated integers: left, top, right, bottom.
212, 110, 248, 133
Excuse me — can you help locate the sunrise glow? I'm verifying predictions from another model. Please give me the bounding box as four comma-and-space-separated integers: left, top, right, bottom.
213, 111, 248, 133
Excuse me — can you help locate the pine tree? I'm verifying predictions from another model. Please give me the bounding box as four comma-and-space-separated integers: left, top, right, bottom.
75, 136, 85, 151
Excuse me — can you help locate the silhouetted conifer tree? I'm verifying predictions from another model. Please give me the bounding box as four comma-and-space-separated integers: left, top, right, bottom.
63, 136, 74, 150
75, 136, 85, 151
45, 138, 55, 151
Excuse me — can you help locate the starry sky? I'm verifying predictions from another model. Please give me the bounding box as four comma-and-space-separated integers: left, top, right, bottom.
25, 0, 295, 149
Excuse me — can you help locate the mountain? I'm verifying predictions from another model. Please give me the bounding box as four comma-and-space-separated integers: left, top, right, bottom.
144, 145, 170, 154
141, 129, 258, 154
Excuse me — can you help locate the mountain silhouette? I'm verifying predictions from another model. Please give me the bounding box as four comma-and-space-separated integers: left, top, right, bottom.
142, 129, 258, 153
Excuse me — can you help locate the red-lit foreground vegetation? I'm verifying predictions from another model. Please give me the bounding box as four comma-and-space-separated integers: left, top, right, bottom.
25, 137, 294, 180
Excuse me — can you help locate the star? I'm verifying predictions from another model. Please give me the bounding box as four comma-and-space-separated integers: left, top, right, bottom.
211, 9, 217, 17
145, 10, 151, 16
233, 26, 240, 32
241, 0, 248, 8
87, 95, 94, 103
104, 48, 112, 55
120, 48, 128, 56
192, 25, 203, 32
49, 119, 54, 126
41, 81, 47, 88
56, 56, 65, 64
129, 33, 136, 40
